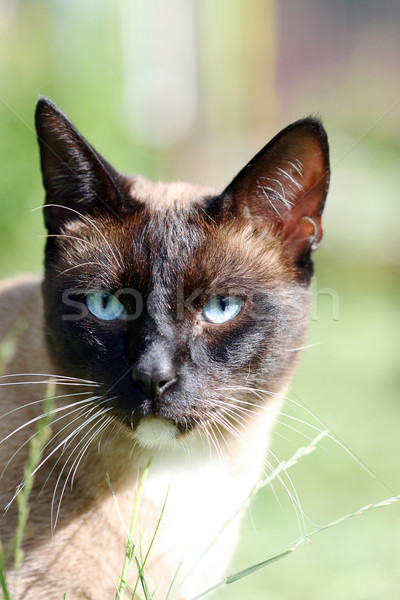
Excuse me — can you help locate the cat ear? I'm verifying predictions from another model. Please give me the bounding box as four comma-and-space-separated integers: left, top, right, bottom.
35, 97, 130, 232
212, 118, 329, 264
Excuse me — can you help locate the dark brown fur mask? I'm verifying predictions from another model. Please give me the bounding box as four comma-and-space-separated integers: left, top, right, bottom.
35, 98, 329, 446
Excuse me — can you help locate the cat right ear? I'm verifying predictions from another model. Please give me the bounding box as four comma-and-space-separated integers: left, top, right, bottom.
208, 118, 330, 269
35, 97, 130, 232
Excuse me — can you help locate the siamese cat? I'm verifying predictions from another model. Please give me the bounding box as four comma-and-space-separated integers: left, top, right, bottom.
0, 98, 329, 599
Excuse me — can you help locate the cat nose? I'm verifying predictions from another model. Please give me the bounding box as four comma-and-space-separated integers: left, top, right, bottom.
131, 366, 176, 400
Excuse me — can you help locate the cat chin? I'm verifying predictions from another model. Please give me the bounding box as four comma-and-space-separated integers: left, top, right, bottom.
134, 416, 179, 450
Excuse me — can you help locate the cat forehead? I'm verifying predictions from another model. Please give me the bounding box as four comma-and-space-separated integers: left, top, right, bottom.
127, 175, 216, 211
62, 210, 286, 293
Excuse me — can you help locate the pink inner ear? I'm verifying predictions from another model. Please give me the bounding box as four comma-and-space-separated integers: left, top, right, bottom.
280, 141, 328, 253
283, 215, 323, 261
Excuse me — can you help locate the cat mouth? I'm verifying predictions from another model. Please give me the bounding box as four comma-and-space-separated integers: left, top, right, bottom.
100, 378, 196, 444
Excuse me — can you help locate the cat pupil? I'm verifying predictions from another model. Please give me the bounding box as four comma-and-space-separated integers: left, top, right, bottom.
101, 293, 109, 309
219, 297, 227, 311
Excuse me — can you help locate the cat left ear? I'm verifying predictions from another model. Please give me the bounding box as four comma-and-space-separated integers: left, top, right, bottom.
212, 118, 330, 265
35, 97, 130, 233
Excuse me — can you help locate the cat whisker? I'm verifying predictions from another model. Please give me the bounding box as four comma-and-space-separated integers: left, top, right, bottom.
213, 386, 318, 535
25, 398, 105, 480
38, 399, 110, 495
43, 416, 100, 519
229, 385, 334, 442
0, 398, 100, 482
176, 426, 191, 460
0, 390, 93, 423
0, 396, 102, 445
4, 398, 106, 512
230, 384, 397, 496
219, 396, 262, 418
0, 373, 99, 385
201, 392, 254, 409
58, 261, 109, 277
0, 380, 96, 387
51, 408, 115, 529
194, 418, 213, 458
282, 392, 396, 491
69, 415, 114, 496
106, 357, 141, 396
195, 416, 224, 463
206, 392, 259, 410
222, 412, 249, 441
219, 385, 269, 404
208, 422, 227, 461
221, 409, 255, 434
202, 396, 260, 436
212, 421, 232, 457
216, 386, 270, 405
210, 409, 246, 449
63, 400, 113, 454
98, 414, 124, 459
44, 234, 102, 254
128, 438, 140, 463
189, 395, 260, 449
276, 413, 326, 442
214, 402, 254, 432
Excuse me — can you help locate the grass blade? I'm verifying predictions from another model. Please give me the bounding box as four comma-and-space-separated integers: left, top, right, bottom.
0, 546, 11, 600
165, 561, 183, 600
13, 381, 56, 588
111, 457, 152, 600
190, 493, 400, 599
131, 486, 170, 599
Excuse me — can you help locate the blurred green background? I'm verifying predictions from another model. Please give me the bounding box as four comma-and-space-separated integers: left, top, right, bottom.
0, 0, 399, 598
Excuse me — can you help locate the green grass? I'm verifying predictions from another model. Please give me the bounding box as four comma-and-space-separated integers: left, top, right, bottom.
107, 458, 156, 600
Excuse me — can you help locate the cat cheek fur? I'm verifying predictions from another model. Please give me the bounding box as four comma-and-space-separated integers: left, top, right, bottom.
0, 98, 329, 599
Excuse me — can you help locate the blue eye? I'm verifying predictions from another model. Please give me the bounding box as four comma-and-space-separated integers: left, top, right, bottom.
86, 291, 126, 321
202, 296, 244, 324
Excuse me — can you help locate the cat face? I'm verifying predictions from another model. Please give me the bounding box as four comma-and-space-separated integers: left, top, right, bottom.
36, 99, 329, 448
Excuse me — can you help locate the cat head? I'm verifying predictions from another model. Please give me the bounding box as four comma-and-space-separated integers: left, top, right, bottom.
36, 98, 329, 450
